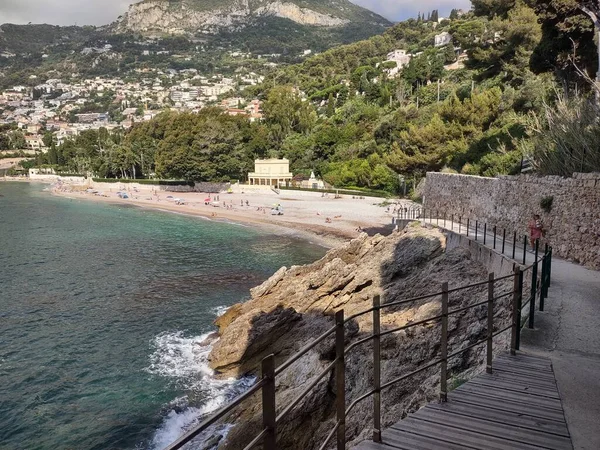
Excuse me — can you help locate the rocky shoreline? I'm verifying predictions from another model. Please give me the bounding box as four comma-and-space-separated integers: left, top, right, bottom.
204, 223, 513, 449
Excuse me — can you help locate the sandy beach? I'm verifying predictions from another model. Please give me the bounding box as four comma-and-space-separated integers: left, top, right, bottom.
45, 181, 416, 248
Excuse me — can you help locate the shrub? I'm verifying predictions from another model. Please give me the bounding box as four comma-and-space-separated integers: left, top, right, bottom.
540, 196, 553, 213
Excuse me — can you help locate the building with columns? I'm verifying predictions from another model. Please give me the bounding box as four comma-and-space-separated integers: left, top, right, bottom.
248, 158, 293, 186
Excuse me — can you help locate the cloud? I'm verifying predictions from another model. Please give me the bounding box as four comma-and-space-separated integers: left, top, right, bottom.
0, 0, 132, 26
0, 0, 472, 26
352, 0, 472, 21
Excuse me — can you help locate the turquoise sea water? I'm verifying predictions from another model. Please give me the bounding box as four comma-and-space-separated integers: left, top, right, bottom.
0, 182, 326, 450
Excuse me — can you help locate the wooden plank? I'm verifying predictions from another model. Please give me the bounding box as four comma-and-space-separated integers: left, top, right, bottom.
454, 382, 562, 410
426, 401, 570, 436
494, 356, 552, 371
455, 382, 563, 409
352, 441, 399, 450
382, 427, 479, 450
410, 406, 573, 449
468, 376, 561, 399
501, 353, 551, 363
492, 360, 553, 374
492, 365, 558, 383
391, 417, 545, 450
493, 361, 553, 374
448, 391, 567, 422
512, 353, 551, 361
495, 354, 553, 367
485, 369, 558, 388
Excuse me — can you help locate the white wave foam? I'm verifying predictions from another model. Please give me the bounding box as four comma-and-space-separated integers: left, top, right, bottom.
146, 331, 255, 450
210, 305, 229, 318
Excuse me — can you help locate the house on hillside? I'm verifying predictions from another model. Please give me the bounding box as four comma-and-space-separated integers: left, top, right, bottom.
383, 50, 412, 78
25, 135, 46, 152
248, 158, 293, 187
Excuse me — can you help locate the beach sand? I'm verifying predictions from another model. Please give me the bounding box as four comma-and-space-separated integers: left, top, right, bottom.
49, 182, 417, 248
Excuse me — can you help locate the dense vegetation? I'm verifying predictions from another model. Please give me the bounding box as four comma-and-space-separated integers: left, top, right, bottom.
14, 0, 600, 193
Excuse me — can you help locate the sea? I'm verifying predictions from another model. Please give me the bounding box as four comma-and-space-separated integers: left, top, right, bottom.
0, 182, 327, 450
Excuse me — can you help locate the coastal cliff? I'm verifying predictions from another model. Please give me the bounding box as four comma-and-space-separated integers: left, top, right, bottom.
207, 224, 513, 449
115, 0, 390, 34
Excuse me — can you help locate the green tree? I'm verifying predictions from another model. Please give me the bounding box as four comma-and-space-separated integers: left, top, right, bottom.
262, 86, 317, 140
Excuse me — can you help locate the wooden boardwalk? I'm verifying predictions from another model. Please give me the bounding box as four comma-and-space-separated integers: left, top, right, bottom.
354, 353, 573, 450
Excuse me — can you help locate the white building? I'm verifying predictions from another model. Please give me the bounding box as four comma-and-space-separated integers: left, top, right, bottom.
383, 50, 412, 77
248, 159, 293, 187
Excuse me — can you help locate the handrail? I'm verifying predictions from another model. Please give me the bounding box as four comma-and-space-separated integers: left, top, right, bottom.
275, 360, 336, 423
275, 327, 336, 376
163, 225, 553, 450
398, 207, 551, 268
163, 379, 266, 450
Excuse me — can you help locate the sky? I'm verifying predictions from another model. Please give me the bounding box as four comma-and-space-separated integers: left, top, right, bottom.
0, 0, 471, 27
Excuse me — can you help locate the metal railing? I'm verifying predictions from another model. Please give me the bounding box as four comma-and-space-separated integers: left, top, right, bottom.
165, 218, 553, 450
397, 207, 550, 266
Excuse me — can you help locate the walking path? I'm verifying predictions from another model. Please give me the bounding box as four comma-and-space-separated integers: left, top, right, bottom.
420, 217, 600, 450
355, 353, 572, 450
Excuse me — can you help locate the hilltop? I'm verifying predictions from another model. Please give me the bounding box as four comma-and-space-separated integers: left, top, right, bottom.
114, 0, 391, 34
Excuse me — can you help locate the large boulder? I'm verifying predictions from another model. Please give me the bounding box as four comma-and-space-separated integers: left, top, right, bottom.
206, 223, 512, 450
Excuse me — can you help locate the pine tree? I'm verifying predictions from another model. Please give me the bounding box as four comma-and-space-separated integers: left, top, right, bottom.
326, 93, 335, 117
449, 9, 459, 20
427, 12, 431, 22
432, 10, 439, 22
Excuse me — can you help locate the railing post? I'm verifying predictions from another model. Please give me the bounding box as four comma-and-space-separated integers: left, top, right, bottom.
459, 216, 462, 234
522, 235, 527, 265
548, 246, 553, 286
440, 282, 449, 402
493, 226, 496, 249
436, 211, 439, 226
483, 223, 487, 245
544, 243, 549, 298
540, 255, 546, 311
512, 231, 516, 259
335, 310, 346, 450
516, 269, 523, 350
528, 240, 539, 329
502, 229, 506, 254
372, 296, 381, 443
486, 273, 494, 374
510, 267, 520, 355
444, 212, 447, 229
475, 220, 478, 241
262, 355, 276, 450
466, 219, 470, 236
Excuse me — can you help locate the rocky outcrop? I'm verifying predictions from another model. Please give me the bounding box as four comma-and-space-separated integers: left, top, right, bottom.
116, 0, 382, 34
116, 0, 251, 34
255, 2, 349, 26
207, 224, 513, 449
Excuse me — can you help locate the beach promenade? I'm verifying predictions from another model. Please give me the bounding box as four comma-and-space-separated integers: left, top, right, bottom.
416, 215, 600, 449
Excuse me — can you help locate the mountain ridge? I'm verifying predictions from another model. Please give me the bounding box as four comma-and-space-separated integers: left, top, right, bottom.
114, 0, 391, 34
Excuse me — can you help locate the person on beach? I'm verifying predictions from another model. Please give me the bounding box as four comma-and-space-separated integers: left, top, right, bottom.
528, 214, 544, 249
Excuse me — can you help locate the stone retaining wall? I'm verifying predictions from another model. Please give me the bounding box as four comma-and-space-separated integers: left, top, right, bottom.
90, 181, 229, 193
423, 172, 600, 269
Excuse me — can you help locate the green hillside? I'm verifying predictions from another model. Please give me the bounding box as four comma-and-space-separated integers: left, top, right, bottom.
14, 1, 600, 188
